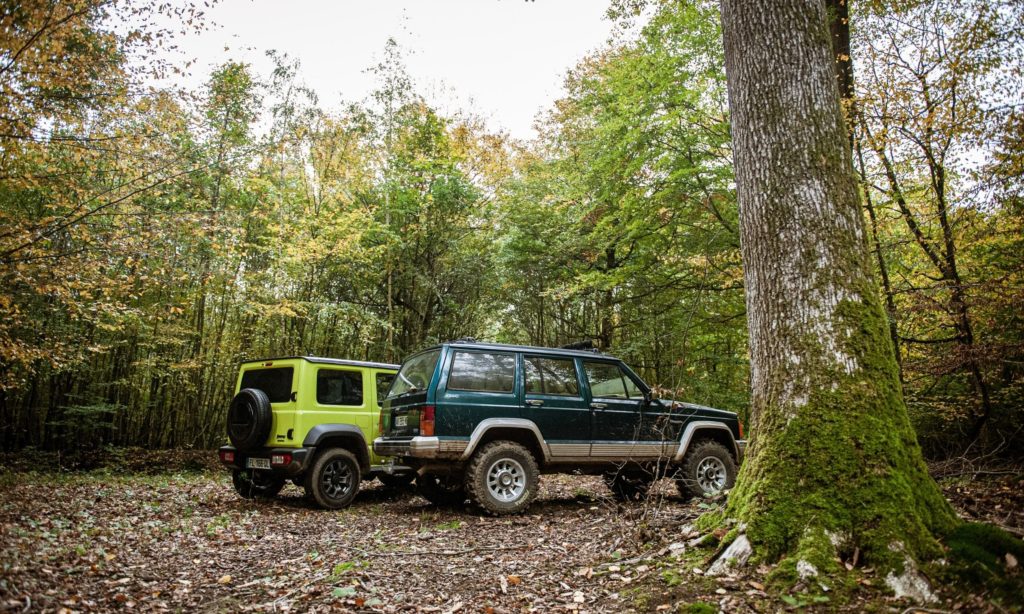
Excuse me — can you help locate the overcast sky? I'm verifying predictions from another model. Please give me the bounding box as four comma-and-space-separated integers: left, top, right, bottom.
166, 1, 621, 140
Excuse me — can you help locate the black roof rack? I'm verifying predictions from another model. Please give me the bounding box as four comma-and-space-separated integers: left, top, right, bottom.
560, 339, 596, 351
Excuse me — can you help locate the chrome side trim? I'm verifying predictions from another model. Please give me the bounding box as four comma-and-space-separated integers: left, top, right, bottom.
548, 443, 590, 457
590, 442, 674, 458
673, 422, 739, 462
460, 418, 551, 462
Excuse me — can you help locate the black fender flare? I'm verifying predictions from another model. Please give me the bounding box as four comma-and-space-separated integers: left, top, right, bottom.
303, 424, 371, 473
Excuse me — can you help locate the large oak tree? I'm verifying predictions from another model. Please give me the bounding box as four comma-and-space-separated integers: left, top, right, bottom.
717, 0, 957, 590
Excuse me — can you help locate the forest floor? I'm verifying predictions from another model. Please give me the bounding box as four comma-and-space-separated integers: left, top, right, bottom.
0, 451, 1020, 613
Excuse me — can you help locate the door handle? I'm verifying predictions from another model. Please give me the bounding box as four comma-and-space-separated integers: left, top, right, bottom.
590, 402, 608, 409
525, 399, 544, 407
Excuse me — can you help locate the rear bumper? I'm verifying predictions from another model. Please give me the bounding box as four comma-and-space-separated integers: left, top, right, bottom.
736, 439, 747, 463
373, 436, 440, 458
218, 445, 312, 477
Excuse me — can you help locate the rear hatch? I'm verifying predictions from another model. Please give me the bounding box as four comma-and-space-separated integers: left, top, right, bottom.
235, 359, 299, 447
381, 349, 442, 438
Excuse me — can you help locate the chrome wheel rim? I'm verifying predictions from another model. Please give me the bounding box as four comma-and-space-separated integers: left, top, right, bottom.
321, 459, 354, 500
486, 458, 526, 502
695, 456, 727, 493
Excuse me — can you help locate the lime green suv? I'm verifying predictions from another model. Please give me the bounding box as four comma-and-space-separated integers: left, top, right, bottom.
217, 356, 412, 509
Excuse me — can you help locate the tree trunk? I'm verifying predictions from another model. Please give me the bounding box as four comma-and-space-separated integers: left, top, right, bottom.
718, 0, 956, 583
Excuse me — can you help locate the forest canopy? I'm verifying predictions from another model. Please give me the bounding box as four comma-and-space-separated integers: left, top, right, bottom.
0, 0, 1021, 456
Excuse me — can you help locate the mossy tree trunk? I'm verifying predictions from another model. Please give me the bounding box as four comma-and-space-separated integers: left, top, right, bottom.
717, 0, 957, 581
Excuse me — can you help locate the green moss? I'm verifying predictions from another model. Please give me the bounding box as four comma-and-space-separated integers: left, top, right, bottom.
928, 522, 1024, 608
725, 293, 959, 580
694, 509, 724, 532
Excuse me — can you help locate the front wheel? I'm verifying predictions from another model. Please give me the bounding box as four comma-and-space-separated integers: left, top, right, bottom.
305, 448, 361, 509
675, 439, 736, 500
465, 441, 539, 515
232, 469, 285, 499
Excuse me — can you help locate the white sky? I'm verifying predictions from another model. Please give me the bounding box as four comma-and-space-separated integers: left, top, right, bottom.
165, 1, 621, 140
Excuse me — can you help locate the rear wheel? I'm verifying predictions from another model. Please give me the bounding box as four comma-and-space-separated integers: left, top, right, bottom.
416, 473, 466, 506
305, 448, 361, 509
603, 469, 655, 502
465, 441, 539, 515
675, 439, 736, 500
232, 469, 285, 499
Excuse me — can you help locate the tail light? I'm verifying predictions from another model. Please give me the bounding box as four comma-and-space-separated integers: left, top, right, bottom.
271, 453, 292, 466
738, 419, 745, 439
419, 405, 435, 437
219, 450, 235, 463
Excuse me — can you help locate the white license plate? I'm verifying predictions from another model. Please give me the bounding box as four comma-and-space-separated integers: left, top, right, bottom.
394, 416, 407, 427
246, 457, 271, 470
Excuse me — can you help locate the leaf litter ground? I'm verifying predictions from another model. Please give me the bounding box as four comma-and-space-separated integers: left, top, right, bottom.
0, 457, 1020, 613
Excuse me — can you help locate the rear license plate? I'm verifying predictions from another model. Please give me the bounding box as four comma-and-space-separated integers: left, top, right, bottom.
395, 416, 407, 427
246, 457, 271, 470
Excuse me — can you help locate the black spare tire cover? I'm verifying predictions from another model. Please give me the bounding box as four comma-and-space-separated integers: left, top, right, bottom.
227, 388, 273, 451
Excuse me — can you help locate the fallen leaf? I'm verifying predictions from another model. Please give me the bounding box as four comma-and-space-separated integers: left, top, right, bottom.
507, 574, 522, 586
218, 575, 231, 585
1007, 553, 1018, 569
748, 580, 765, 590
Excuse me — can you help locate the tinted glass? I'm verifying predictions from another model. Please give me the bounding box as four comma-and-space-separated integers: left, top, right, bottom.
448, 351, 516, 393
525, 356, 579, 396
584, 362, 628, 399
389, 349, 441, 398
376, 373, 395, 403
240, 367, 294, 403
317, 369, 363, 406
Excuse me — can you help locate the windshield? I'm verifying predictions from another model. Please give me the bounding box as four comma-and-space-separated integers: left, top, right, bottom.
387, 349, 441, 398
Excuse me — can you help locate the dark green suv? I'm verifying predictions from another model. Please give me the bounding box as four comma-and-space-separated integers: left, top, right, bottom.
374, 340, 746, 515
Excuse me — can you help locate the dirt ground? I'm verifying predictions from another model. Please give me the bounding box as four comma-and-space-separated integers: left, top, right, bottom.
0, 462, 1020, 613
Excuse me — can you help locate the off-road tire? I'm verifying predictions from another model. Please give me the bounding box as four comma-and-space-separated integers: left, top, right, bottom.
603, 469, 655, 502
232, 469, 285, 499
416, 473, 467, 507
675, 439, 736, 500
464, 441, 540, 515
226, 388, 273, 451
305, 448, 361, 509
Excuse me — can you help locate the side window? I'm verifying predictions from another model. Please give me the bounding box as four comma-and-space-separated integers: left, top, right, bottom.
448, 351, 516, 393
524, 356, 580, 396
584, 361, 628, 399
376, 373, 395, 403
317, 369, 364, 406
623, 374, 643, 399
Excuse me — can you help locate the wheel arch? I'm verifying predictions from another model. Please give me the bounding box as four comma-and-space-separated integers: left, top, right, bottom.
459, 418, 550, 464
673, 421, 739, 463
303, 424, 371, 474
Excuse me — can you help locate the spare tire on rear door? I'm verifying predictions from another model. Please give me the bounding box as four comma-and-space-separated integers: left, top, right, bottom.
227, 388, 273, 451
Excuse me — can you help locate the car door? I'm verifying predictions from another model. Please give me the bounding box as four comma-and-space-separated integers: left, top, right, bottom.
521, 354, 590, 459
582, 360, 647, 459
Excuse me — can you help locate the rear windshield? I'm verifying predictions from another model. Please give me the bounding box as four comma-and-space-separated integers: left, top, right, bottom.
240, 367, 294, 403
388, 350, 441, 398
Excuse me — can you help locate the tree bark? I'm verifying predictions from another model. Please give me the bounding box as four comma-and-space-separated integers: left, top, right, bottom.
718, 0, 956, 581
